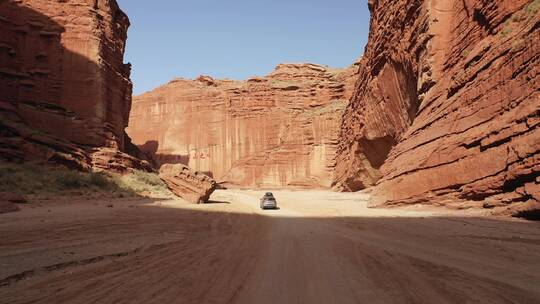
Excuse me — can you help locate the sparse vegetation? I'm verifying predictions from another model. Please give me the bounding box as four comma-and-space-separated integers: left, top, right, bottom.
113, 170, 172, 198
499, 18, 513, 38
525, 0, 540, 16
500, 0, 539, 38
0, 162, 115, 194
0, 162, 172, 198
511, 38, 526, 52
300, 100, 348, 119
500, 25, 512, 38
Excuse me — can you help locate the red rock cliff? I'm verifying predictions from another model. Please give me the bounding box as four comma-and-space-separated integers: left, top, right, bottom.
335, 0, 539, 212
128, 63, 359, 188
0, 0, 151, 172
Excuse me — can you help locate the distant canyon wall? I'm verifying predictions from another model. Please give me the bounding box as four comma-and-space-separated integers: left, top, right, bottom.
0, 0, 150, 172
128, 63, 359, 188
335, 0, 539, 211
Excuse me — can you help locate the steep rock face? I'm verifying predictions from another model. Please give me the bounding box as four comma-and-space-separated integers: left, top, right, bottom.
0, 0, 151, 172
336, 0, 540, 211
159, 164, 217, 204
128, 63, 359, 188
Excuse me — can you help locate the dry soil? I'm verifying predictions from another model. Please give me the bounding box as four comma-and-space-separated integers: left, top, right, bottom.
1, 190, 539, 303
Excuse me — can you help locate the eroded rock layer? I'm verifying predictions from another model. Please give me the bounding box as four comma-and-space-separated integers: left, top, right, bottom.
159, 164, 217, 204
128, 63, 359, 188
336, 0, 540, 212
0, 0, 151, 172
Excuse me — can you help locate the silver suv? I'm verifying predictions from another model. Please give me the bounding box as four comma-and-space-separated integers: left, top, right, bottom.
260, 192, 278, 210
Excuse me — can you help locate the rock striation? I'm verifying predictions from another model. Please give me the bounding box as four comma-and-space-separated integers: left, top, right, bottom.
335, 0, 540, 213
0, 0, 151, 172
128, 63, 359, 188
159, 164, 217, 204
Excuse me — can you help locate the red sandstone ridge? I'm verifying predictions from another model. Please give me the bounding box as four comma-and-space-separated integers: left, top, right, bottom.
128, 63, 359, 188
335, 0, 539, 214
0, 0, 152, 172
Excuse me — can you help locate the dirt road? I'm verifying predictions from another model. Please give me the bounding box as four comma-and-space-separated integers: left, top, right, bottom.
1, 190, 539, 303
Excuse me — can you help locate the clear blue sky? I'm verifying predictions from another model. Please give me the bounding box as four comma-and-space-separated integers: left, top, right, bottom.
117, 0, 371, 95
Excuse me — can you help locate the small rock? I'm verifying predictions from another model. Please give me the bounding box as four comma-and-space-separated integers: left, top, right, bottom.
107, 203, 114, 208
70, 191, 84, 196
0, 201, 21, 214
483, 202, 496, 209
0, 192, 28, 204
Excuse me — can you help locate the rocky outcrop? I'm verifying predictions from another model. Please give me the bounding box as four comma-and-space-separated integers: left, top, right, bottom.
0, 201, 20, 214
0, 192, 26, 214
335, 0, 540, 213
159, 164, 217, 204
0, 192, 28, 204
128, 63, 359, 188
0, 0, 151, 172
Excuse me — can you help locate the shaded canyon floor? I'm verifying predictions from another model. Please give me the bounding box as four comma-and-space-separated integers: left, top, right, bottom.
1, 190, 539, 303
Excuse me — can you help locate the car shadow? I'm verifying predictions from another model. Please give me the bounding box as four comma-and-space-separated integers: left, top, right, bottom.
206, 200, 231, 205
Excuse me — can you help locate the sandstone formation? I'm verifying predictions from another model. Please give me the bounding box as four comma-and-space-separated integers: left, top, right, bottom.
335, 0, 540, 213
128, 63, 359, 188
0, 0, 151, 172
159, 164, 217, 204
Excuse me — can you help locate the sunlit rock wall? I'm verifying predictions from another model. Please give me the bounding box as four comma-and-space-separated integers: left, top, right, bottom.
128, 63, 359, 188
335, 0, 539, 212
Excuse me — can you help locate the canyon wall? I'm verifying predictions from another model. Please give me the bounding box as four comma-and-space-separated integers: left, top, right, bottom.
0, 0, 151, 172
336, 0, 539, 212
128, 63, 359, 188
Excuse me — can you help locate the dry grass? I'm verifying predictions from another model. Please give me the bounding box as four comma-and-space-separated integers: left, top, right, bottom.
113, 171, 173, 198
525, 0, 540, 15
0, 162, 172, 198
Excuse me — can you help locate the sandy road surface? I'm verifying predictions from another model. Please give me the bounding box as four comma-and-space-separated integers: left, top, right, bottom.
1, 190, 539, 303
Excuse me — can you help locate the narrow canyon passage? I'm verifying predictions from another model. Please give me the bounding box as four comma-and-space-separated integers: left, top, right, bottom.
1, 1, 538, 303
1, 191, 539, 304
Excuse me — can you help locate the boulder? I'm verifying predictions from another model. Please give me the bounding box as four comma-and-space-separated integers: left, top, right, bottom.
0, 192, 28, 204
0, 201, 21, 214
159, 164, 217, 204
